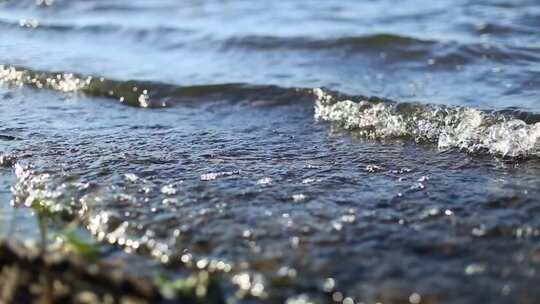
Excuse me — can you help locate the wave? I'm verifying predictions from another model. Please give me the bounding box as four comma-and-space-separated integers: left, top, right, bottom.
0, 17, 428, 55
223, 34, 540, 65
4, 13, 538, 66
314, 89, 540, 158
0, 17, 194, 38
222, 33, 433, 51
0, 65, 317, 108
1, 64, 539, 158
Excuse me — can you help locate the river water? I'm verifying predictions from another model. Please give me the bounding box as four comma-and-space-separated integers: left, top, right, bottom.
1, 1, 540, 303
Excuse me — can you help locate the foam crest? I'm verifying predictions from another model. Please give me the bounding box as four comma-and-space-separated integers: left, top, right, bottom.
313, 88, 540, 158
0, 65, 91, 93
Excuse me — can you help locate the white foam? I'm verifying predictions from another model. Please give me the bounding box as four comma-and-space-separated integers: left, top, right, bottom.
0, 65, 91, 93
313, 88, 540, 158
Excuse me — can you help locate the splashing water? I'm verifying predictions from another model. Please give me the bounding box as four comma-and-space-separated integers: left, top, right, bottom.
314, 88, 540, 158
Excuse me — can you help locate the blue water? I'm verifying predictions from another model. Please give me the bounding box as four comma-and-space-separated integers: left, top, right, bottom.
2, 0, 540, 110
1, 1, 540, 303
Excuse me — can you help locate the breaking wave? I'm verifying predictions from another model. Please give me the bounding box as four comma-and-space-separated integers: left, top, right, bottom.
1, 64, 539, 159
314, 88, 540, 158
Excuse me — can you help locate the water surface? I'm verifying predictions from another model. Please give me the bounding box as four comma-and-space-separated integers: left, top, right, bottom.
1, 1, 540, 303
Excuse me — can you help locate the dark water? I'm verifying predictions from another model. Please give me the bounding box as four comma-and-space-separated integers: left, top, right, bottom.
1, 0, 540, 303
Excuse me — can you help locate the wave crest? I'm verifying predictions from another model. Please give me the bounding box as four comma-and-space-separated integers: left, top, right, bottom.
314, 88, 540, 158
2, 64, 539, 158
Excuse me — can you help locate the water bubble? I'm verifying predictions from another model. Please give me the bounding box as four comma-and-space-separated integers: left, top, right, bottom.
278, 266, 297, 278
323, 278, 335, 292
343, 297, 354, 304
301, 178, 318, 184
292, 194, 307, 202
257, 177, 273, 185
472, 226, 486, 237
417, 176, 429, 182
409, 183, 425, 191
290, 236, 300, 248
409, 292, 422, 304
332, 291, 344, 302
19, 19, 39, 28
286, 294, 314, 304
160, 184, 177, 195
465, 263, 486, 275
200, 170, 240, 181
366, 164, 383, 173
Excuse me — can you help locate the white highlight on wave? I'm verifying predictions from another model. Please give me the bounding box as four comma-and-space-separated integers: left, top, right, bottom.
0, 65, 91, 93
313, 88, 540, 158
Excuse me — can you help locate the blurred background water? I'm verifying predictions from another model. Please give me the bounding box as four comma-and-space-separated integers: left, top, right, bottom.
1, 0, 540, 110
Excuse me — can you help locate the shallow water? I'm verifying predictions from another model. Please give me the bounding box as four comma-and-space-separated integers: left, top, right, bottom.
1, 0, 540, 303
